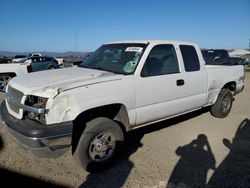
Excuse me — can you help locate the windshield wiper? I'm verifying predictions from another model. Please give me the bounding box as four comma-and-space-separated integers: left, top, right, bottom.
95, 66, 112, 72
80, 65, 124, 75
79, 64, 109, 71
79, 64, 91, 68
94, 66, 124, 75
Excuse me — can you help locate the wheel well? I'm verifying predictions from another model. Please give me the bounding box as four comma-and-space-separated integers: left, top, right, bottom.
222, 82, 236, 93
0, 72, 16, 77
71, 104, 129, 154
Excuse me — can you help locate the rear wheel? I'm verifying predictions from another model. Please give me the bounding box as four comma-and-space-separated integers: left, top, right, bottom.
211, 89, 233, 118
73, 117, 124, 172
48, 66, 56, 70
0, 74, 13, 92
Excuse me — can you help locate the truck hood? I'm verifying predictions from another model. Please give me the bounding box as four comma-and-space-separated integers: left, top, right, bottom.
9, 67, 123, 98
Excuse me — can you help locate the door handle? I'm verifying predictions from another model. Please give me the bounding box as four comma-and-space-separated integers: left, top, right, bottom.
176, 79, 185, 86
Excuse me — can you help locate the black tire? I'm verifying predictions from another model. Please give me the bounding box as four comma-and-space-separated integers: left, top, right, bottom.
48, 66, 56, 70
73, 117, 124, 173
211, 89, 233, 118
0, 74, 13, 92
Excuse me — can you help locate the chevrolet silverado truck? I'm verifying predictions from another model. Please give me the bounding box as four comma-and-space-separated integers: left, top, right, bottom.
0, 40, 245, 172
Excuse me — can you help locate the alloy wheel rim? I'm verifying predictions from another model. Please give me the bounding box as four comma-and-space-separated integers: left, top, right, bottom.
0, 75, 11, 91
89, 132, 116, 162
221, 95, 231, 113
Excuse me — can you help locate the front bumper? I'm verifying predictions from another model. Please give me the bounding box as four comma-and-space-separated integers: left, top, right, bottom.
0, 101, 73, 158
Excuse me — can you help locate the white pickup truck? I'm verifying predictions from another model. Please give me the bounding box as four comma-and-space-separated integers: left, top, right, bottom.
0, 63, 31, 92
0, 56, 59, 92
0, 40, 244, 172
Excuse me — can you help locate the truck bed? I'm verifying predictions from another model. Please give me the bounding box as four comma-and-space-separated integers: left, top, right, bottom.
204, 64, 244, 105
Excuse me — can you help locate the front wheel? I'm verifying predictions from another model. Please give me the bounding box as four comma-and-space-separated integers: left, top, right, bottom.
210, 89, 233, 118
73, 117, 124, 172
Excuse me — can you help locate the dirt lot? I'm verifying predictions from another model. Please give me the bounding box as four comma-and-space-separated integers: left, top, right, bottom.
0, 69, 250, 187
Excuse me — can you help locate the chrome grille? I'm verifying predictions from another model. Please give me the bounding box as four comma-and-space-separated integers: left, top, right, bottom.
7, 99, 20, 114
7, 85, 24, 114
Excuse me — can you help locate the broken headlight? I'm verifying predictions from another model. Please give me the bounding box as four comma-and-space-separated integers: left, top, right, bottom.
25, 95, 48, 124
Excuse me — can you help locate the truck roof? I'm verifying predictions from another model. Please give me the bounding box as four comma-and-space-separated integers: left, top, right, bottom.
105, 40, 197, 46
202, 49, 228, 52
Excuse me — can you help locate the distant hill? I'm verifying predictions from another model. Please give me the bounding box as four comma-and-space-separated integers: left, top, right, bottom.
0, 51, 91, 57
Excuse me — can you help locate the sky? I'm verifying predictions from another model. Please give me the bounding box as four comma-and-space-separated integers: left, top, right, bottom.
0, 0, 249, 52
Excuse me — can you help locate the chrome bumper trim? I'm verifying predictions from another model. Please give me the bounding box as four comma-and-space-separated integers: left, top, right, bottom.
5, 93, 47, 114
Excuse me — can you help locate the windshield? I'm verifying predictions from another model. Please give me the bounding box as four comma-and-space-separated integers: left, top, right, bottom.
79, 43, 147, 74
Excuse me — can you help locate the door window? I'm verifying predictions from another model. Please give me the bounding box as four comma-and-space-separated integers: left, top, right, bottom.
141, 44, 179, 77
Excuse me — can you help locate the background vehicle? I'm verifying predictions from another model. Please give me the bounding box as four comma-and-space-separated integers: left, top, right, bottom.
0, 56, 11, 64
63, 60, 83, 68
201, 49, 245, 65
0, 40, 244, 172
27, 53, 42, 57
0, 56, 59, 92
202, 49, 229, 59
23, 56, 59, 71
54, 57, 64, 67
242, 54, 250, 66
12, 55, 27, 63
227, 57, 245, 65
63, 52, 93, 68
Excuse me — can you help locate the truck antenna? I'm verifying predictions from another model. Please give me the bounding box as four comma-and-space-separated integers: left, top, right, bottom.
75, 31, 78, 52
249, 38, 250, 50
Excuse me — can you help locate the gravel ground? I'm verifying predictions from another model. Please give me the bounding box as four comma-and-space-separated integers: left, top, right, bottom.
0, 69, 250, 187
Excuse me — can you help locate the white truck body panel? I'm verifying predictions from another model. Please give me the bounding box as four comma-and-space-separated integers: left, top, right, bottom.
0, 63, 28, 76
134, 42, 208, 125
205, 65, 244, 104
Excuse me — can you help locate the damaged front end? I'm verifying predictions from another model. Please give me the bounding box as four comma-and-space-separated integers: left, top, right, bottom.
5, 84, 60, 124
24, 95, 49, 124
1, 84, 73, 158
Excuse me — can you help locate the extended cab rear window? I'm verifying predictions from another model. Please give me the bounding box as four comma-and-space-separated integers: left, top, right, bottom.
180, 45, 200, 72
